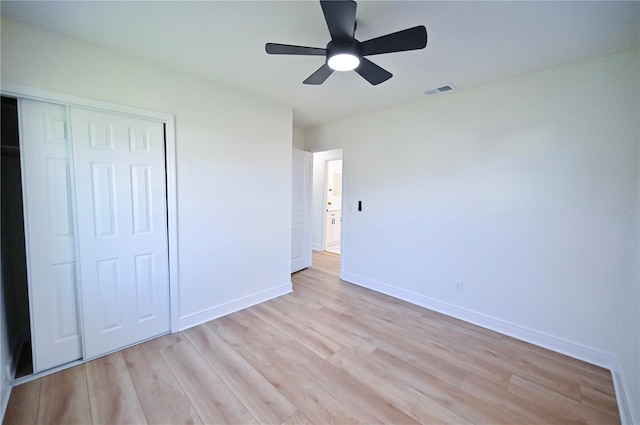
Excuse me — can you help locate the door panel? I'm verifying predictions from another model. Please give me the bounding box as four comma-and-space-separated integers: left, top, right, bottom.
131, 165, 152, 234
292, 149, 312, 273
71, 107, 169, 359
19, 100, 82, 372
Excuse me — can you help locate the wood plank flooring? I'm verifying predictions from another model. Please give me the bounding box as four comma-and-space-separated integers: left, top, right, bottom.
3, 251, 620, 424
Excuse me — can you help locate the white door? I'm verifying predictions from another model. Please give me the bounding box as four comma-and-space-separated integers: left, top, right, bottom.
291, 149, 311, 273
70, 107, 170, 359
19, 100, 83, 372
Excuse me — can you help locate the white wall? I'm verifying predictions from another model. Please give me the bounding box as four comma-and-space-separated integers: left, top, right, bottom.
306, 50, 639, 424
293, 127, 305, 150
0, 18, 293, 331
311, 149, 343, 251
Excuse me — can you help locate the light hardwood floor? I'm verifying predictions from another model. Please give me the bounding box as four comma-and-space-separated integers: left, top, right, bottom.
4, 251, 620, 424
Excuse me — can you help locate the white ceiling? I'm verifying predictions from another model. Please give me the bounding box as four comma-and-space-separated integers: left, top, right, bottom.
2, 1, 639, 128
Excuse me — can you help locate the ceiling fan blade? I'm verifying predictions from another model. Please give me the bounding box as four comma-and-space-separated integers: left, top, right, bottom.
320, 0, 357, 40
265, 43, 326, 56
303, 63, 334, 85
355, 58, 392, 85
361, 25, 427, 56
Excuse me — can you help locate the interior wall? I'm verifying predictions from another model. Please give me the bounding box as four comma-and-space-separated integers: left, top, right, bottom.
0, 18, 293, 331
306, 50, 639, 423
311, 149, 343, 251
293, 127, 305, 150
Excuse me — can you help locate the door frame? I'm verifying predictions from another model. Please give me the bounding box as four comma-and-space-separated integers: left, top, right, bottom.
310, 148, 345, 278
1, 83, 180, 334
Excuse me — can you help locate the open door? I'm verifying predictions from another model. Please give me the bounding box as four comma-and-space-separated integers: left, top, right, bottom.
291, 149, 311, 273
19, 99, 82, 372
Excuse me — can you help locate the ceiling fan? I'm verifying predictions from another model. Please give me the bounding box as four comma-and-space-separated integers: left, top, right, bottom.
265, 0, 427, 86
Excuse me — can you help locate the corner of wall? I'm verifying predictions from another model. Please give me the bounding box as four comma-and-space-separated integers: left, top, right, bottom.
611, 363, 635, 425
341, 270, 620, 369
177, 282, 292, 331
293, 127, 306, 150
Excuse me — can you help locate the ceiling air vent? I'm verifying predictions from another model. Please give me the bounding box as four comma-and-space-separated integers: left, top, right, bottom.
424, 84, 456, 96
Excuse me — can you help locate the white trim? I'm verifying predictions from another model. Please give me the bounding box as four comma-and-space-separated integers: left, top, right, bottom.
341, 270, 617, 369
164, 113, 180, 332
312, 243, 324, 251
1, 85, 180, 334
342, 270, 637, 422
178, 283, 292, 331
612, 370, 634, 425
2, 83, 171, 123
10, 359, 85, 387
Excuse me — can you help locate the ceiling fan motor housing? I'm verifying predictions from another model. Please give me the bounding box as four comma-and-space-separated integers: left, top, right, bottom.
327, 38, 363, 61
326, 38, 363, 71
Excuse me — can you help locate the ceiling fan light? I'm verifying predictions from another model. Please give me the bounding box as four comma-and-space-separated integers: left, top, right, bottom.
328, 53, 360, 71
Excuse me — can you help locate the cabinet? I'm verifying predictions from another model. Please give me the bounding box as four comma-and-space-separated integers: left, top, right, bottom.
325, 210, 341, 254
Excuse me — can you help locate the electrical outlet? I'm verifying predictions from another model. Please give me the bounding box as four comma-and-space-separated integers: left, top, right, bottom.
455, 280, 464, 293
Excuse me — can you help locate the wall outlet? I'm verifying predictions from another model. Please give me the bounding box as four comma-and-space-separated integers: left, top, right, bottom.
455, 280, 464, 293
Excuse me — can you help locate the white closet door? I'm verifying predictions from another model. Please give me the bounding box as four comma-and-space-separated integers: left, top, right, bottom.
19, 99, 82, 372
70, 107, 170, 359
291, 149, 312, 273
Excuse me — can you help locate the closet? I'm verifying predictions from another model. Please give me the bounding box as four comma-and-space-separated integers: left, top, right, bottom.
1, 96, 171, 376
1, 97, 32, 377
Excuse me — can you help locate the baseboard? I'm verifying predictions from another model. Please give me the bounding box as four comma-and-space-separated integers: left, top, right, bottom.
341, 271, 639, 420
312, 243, 323, 251
178, 282, 292, 331
611, 368, 635, 425
341, 271, 617, 370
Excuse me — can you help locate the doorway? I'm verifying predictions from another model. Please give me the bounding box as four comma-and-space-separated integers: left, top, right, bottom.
311, 149, 343, 258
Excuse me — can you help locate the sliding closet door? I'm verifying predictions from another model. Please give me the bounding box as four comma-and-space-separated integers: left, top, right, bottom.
19, 100, 82, 372
70, 108, 170, 359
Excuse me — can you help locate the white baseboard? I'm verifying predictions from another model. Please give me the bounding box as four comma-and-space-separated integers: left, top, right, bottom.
342, 271, 637, 421
341, 270, 618, 369
612, 369, 635, 425
312, 243, 323, 251
178, 282, 292, 331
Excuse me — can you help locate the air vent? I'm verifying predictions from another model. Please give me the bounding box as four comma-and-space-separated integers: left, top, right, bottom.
424, 84, 456, 96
